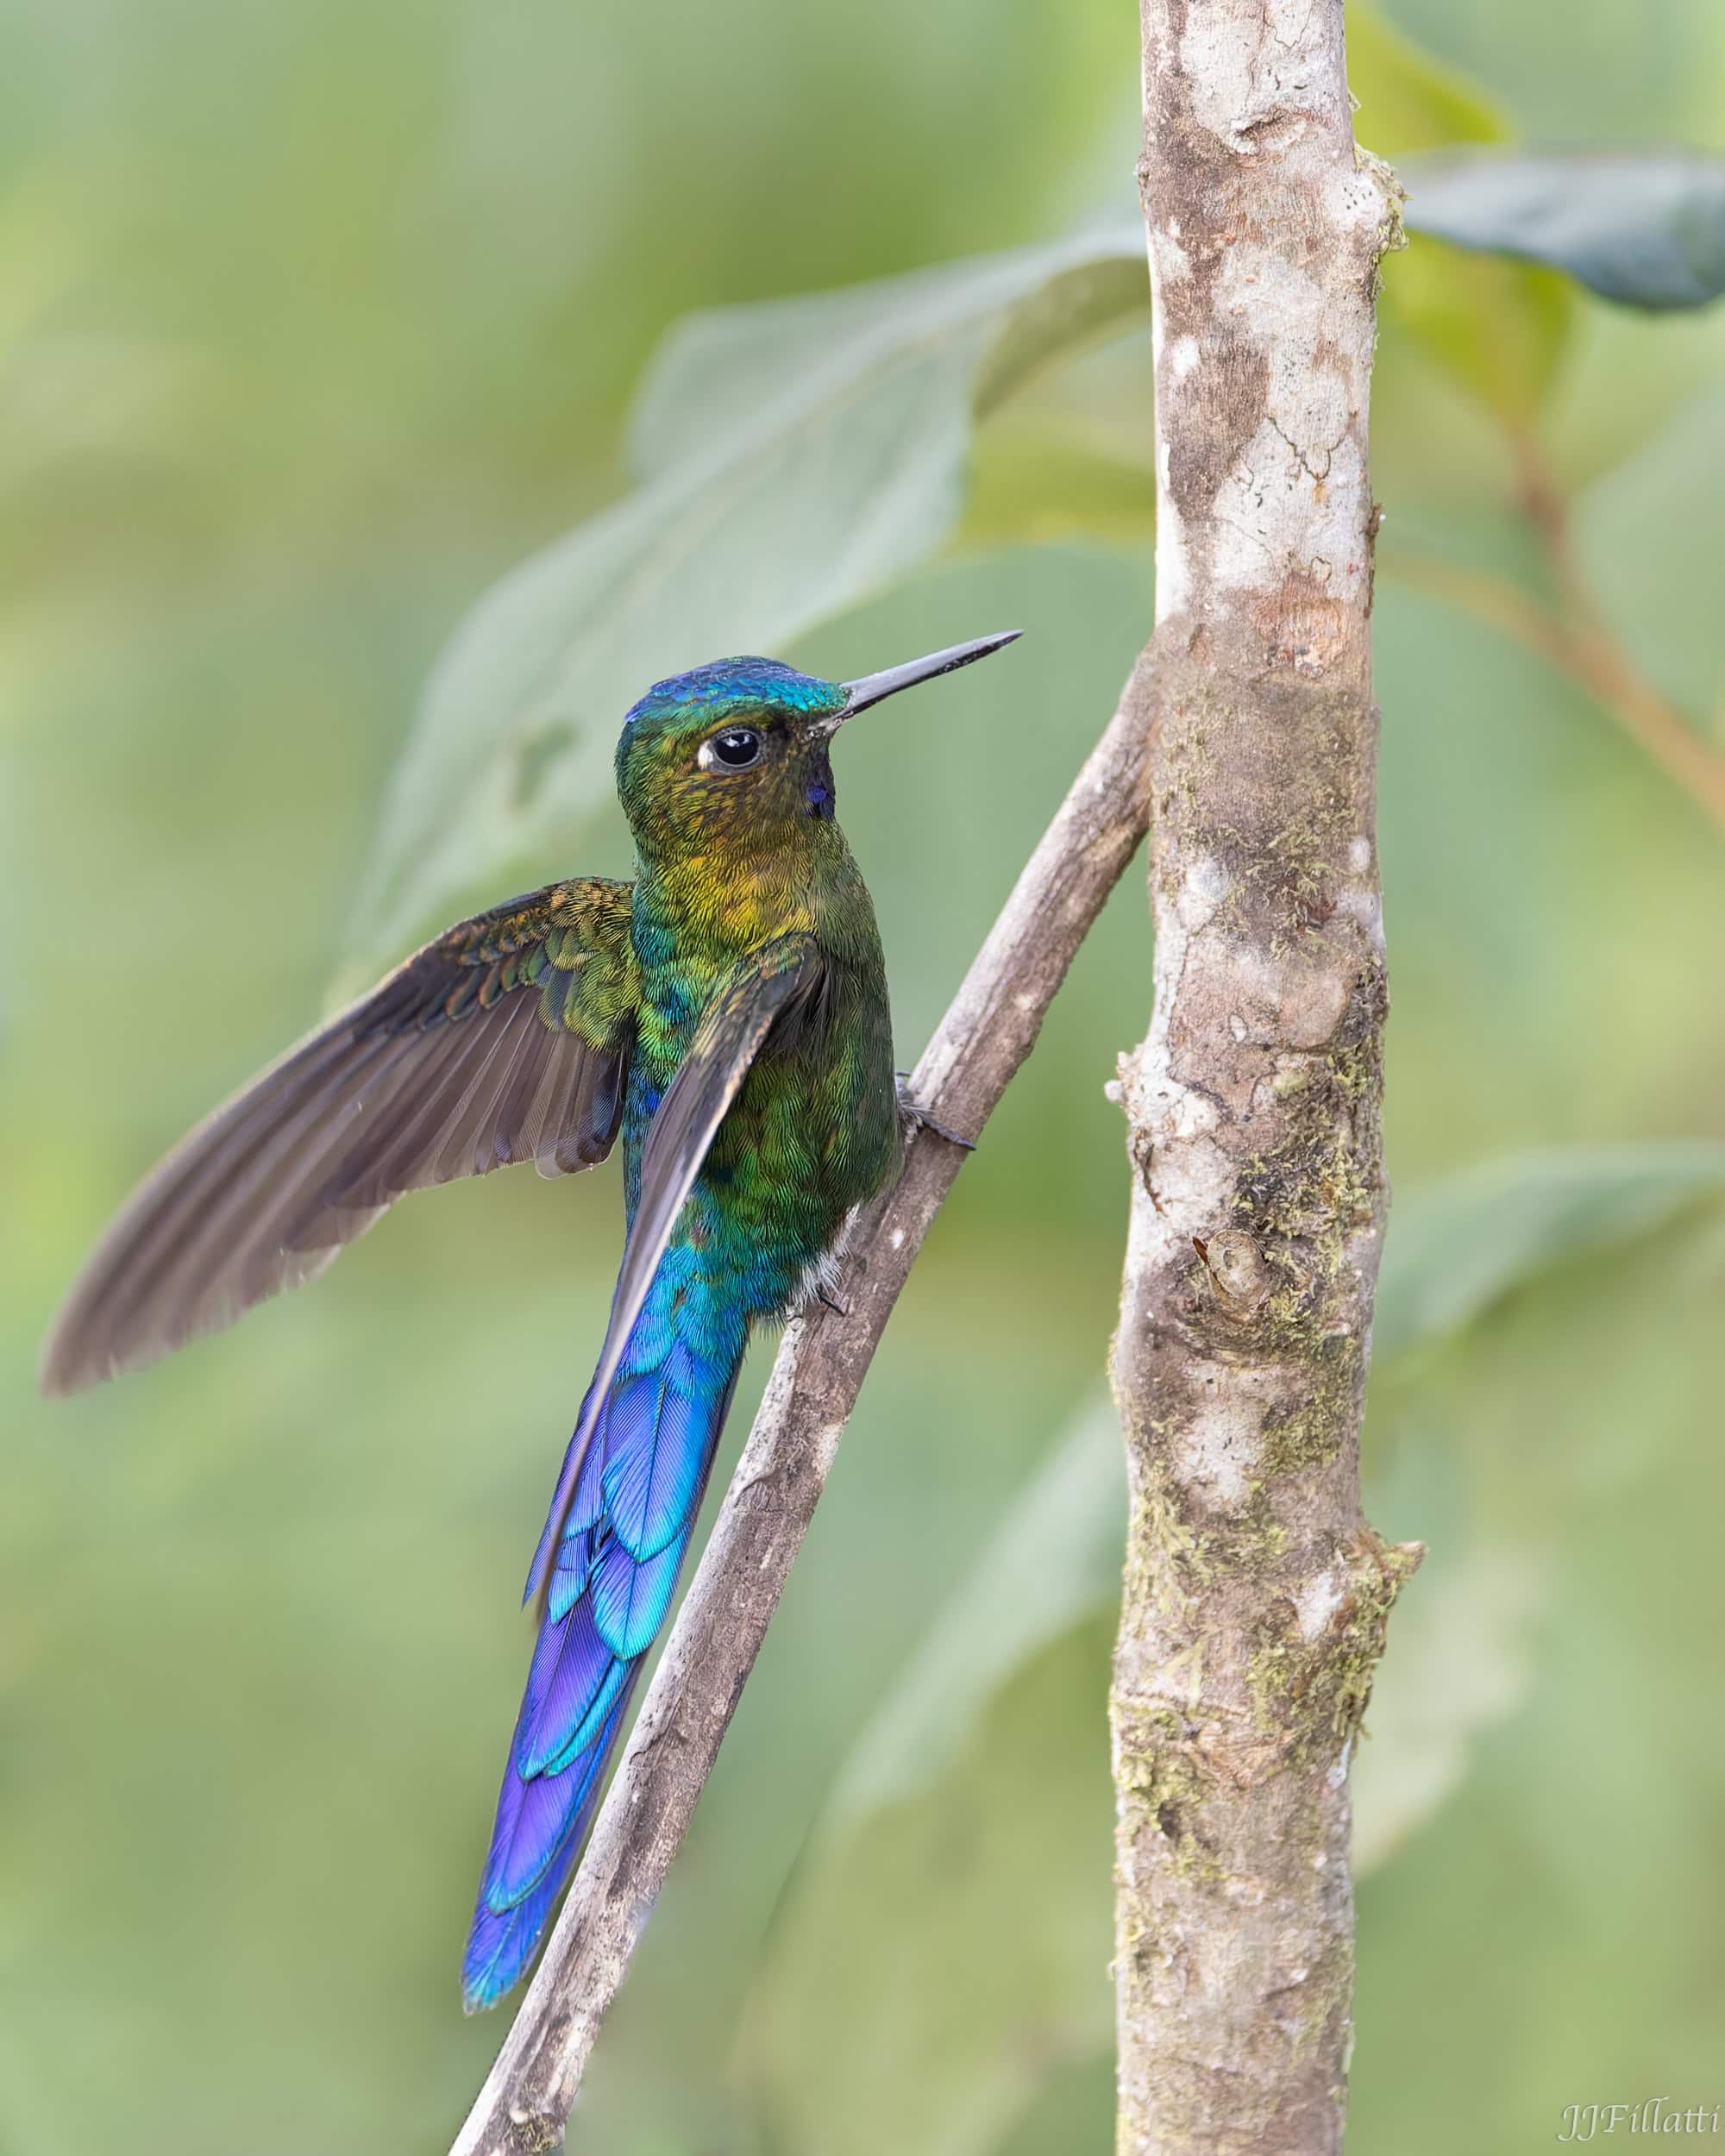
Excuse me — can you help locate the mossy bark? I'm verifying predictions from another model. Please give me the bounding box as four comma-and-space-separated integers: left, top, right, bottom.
1111, 4, 1417, 2150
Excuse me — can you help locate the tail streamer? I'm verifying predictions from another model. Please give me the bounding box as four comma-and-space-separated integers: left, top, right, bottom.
462, 1262, 745, 2009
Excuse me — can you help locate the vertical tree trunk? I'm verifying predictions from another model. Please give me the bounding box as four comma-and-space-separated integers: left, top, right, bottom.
1110, 4, 1419, 2151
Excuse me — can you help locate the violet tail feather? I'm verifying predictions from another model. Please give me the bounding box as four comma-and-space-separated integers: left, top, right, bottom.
461, 1265, 745, 2011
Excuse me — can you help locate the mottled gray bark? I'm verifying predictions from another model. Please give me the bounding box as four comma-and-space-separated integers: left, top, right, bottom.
1109, 3, 1420, 2151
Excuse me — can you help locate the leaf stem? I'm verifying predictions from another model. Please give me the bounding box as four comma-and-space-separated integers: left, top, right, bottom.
1386, 441, 1725, 837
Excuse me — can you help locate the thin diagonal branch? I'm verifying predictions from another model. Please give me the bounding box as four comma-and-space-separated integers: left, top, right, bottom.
1516, 438, 1725, 837
448, 655, 1157, 2155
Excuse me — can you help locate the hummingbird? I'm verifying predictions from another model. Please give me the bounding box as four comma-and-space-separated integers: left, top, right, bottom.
41, 628, 1020, 2010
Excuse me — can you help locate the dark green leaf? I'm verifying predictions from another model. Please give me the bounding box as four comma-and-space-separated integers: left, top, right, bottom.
1403, 152, 1725, 310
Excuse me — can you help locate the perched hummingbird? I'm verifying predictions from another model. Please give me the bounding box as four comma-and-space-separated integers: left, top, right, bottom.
41, 628, 1019, 2009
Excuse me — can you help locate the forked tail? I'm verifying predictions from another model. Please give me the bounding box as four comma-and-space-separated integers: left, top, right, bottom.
461, 1257, 745, 2009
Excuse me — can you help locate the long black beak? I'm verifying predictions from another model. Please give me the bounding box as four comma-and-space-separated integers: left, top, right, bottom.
819, 630, 1022, 734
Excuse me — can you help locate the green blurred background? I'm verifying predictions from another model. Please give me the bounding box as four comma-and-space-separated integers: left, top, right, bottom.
4, 1, 1724, 2150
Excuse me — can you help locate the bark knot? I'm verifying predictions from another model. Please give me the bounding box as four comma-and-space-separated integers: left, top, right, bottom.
1193, 1229, 1272, 1314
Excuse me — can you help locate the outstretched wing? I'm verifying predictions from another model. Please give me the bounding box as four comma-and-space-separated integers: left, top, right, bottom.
524, 932, 823, 1616
41, 879, 640, 1395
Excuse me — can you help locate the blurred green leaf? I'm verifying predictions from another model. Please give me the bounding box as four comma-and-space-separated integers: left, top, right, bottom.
627, 250, 1148, 481
741, 1415, 1540, 2156
1382, 239, 1574, 429
1576, 379, 1725, 721
739, 1615, 1114, 2156
744, 1141, 1725, 2153
1373, 1142, 1725, 1359
1346, 3, 1577, 424
1347, 0, 1509, 157
823, 1397, 1124, 1828
827, 1139, 1725, 1827
12, 0, 1725, 2148
349, 235, 1144, 966
740, 1403, 1116, 2156
354, 16, 1725, 963
1402, 152, 1725, 311
1350, 1505, 1547, 1871
957, 424, 1156, 554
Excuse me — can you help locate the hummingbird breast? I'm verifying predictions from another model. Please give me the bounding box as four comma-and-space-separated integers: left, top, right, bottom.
626, 950, 899, 1326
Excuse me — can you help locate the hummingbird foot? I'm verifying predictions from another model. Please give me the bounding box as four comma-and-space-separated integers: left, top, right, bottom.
815, 1283, 850, 1317
895, 1075, 977, 1151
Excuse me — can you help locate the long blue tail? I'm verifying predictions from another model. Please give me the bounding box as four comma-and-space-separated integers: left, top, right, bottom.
461, 1258, 745, 2011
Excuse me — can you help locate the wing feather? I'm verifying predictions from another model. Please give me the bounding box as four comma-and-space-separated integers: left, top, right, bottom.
41, 879, 638, 1395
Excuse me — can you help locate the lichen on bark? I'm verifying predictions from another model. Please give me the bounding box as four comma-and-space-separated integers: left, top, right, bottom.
1110, 3, 1420, 2151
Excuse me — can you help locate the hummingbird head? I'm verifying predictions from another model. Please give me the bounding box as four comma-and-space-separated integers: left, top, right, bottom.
615, 632, 1020, 862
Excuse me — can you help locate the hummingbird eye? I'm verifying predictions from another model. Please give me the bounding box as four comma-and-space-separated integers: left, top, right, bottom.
697, 726, 764, 772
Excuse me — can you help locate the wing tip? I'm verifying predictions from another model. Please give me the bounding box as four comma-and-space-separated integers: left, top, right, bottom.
38, 1320, 108, 1398
38, 1326, 155, 1398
